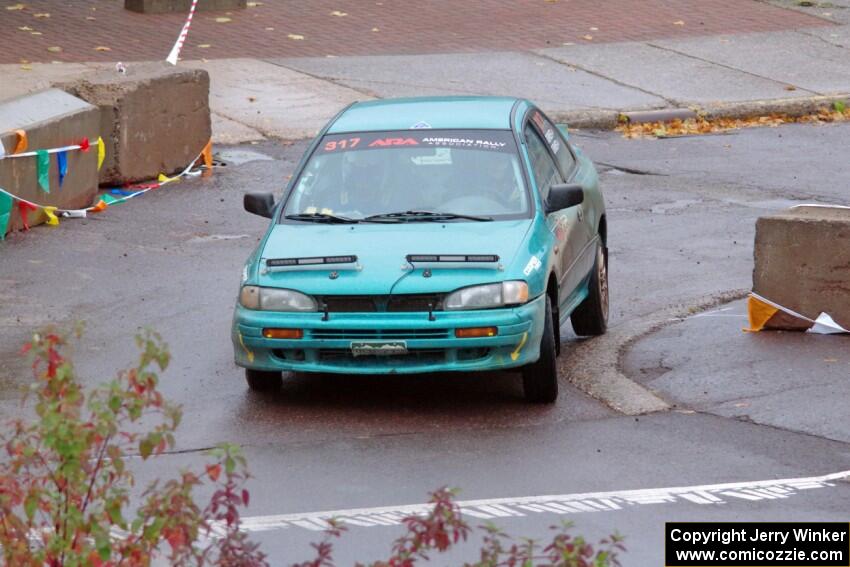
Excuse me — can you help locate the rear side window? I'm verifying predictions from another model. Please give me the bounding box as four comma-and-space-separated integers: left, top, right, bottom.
523, 123, 563, 201
531, 110, 576, 177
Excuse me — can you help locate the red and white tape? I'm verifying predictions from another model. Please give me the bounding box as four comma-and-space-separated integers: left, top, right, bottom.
166, 0, 199, 65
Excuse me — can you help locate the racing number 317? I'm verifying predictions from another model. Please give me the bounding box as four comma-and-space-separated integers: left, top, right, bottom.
324, 138, 361, 151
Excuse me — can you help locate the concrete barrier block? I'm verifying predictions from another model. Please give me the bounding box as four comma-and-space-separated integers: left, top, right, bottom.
753, 206, 850, 329
0, 89, 100, 235
125, 0, 246, 13
58, 62, 211, 185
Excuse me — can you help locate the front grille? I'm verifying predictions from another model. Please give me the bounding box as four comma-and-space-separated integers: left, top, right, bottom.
318, 348, 445, 364
310, 328, 450, 340
315, 294, 445, 313
321, 296, 378, 312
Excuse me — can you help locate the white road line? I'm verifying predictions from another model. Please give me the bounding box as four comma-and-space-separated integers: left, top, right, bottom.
238, 470, 850, 534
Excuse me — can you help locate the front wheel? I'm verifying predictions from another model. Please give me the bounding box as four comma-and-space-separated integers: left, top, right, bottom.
245, 368, 282, 391
521, 296, 559, 404
571, 244, 609, 336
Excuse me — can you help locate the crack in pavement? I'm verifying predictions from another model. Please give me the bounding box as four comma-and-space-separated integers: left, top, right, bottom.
644, 41, 821, 96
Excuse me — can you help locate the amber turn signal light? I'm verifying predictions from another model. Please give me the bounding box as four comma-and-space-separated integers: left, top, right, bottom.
455, 327, 498, 338
262, 328, 303, 339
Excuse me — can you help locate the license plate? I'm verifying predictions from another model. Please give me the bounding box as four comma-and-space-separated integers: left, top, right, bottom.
350, 341, 408, 357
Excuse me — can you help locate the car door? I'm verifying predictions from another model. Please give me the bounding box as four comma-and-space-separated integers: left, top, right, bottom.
523, 116, 582, 314
536, 110, 596, 284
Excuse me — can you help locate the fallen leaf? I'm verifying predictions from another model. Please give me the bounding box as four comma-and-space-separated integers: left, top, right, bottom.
734, 402, 750, 408
673, 20, 685, 25
248, 96, 257, 102
6, 3, 25, 10
265, 27, 274, 30
330, 10, 347, 16
824, 358, 838, 362
46, 46, 62, 52
246, 1, 263, 5
784, 85, 797, 91
86, 16, 95, 20
287, 33, 305, 40
94, 46, 111, 51
582, 34, 593, 40
215, 16, 231, 22
371, 27, 380, 32
198, 43, 211, 48
589, 26, 598, 31
561, 41, 574, 46
33, 12, 49, 17
17, 25, 32, 31
30, 31, 41, 35
20, 64, 32, 70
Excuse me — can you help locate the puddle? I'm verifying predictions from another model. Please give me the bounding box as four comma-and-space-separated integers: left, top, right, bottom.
214, 148, 275, 166
650, 199, 703, 214
722, 198, 803, 210
188, 234, 251, 243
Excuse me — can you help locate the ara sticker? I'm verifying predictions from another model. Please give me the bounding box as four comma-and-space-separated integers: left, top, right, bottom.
411, 121, 432, 129
368, 137, 419, 147
523, 255, 542, 276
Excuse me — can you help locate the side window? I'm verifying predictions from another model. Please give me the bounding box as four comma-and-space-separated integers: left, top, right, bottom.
523, 123, 563, 201
534, 111, 576, 177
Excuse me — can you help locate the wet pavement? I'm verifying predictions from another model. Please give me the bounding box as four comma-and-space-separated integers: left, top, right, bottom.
1, 123, 849, 564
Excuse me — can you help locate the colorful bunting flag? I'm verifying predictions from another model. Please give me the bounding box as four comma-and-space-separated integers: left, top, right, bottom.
18, 201, 38, 230
201, 139, 213, 178
0, 139, 209, 235
43, 206, 59, 226
0, 191, 12, 240
97, 137, 105, 170
13, 130, 27, 154
57, 150, 68, 187
745, 292, 848, 334
36, 150, 50, 193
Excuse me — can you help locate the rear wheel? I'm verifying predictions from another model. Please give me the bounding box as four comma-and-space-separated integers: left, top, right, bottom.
245, 369, 282, 391
571, 244, 609, 336
522, 296, 559, 404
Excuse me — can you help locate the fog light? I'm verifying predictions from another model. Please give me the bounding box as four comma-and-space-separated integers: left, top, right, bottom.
455, 327, 498, 338
263, 328, 303, 339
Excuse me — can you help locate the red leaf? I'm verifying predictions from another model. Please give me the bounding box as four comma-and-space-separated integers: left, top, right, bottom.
242, 488, 250, 506
206, 464, 221, 482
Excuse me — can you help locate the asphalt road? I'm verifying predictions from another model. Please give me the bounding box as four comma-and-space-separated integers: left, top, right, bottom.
1, 122, 848, 565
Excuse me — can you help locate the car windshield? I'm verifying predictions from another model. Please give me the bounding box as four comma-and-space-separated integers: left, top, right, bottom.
282, 129, 529, 222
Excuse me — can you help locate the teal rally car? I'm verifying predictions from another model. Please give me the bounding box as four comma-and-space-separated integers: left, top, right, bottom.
233, 96, 608, 403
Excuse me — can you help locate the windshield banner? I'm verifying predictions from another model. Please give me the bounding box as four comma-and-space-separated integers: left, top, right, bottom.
317, 130, 517, 155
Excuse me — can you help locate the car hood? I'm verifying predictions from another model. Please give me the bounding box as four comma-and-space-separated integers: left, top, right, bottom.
256, 220, 533, 295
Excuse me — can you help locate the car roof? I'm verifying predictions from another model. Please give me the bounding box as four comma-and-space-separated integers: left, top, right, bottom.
327, 96, 521, 134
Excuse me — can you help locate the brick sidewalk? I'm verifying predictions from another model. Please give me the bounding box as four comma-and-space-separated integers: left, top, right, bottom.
1, 0, 831, 64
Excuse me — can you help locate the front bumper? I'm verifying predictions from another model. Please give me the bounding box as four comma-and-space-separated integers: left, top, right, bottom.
231, 294, 546, 374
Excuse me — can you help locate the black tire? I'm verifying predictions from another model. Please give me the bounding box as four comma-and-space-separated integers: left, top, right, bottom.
245, 368, 282, 391
571, 244, 609, 337
522, 296, 559, 404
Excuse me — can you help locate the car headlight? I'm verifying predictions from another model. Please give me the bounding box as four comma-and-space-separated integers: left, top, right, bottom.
239, 286, 317, 312
444, 281, 529, 310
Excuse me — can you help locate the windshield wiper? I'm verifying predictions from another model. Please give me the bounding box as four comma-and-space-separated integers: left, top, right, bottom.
363, 210, 493, 222
285, 213, 359, 224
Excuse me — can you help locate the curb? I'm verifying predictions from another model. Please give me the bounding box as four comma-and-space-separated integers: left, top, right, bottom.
552, 94, 850, 130
560, 289, 749, 415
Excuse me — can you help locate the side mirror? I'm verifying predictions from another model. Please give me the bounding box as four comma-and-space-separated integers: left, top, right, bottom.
244, 192, 275, 218
545, 183, 584, 214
